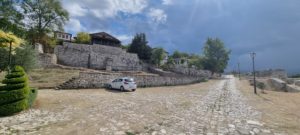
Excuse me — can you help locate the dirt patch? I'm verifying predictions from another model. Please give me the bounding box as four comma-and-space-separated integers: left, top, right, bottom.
237, 79, 300, 134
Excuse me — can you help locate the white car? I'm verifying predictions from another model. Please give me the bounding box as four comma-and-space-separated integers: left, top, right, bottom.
108, 77, 137, 92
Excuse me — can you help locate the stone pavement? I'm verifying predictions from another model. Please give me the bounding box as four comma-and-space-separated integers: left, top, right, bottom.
0, 75, 284, 135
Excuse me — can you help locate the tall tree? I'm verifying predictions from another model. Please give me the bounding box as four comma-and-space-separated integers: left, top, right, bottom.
202, 38, 231, 74
128, 33, 152, 61
22, 0, 69, 44
0, 0, 26, 37
151, 47, 167, 67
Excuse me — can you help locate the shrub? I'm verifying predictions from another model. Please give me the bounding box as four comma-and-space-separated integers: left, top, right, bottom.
257, 82, 266, 90
0, 66, 37, 116
75, 32, 91, 44
28, 88, 38, 107
0, 44, 38, 71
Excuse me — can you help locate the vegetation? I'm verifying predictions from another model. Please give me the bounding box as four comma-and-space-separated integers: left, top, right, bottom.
171, 50, 189, 59
128, 33, 152, 61
75, 32, 91, 44
0, 66, 37, 116
202, 38, 231, 74
22, 0, 69, 44
151, 47, 167, 67
0, 30, 23, 48
0, 31, 37, 72
290, 74, 300, 78
0, 44, 38, 71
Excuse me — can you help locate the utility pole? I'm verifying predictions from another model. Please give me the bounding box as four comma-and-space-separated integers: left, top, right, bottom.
250, 52, 257, 94
238, 62, 241, 80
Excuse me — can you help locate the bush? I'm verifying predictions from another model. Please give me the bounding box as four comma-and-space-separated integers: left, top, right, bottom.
257, 82, 266, 90
0, 44, 38, 71
75, 32, 91, 44
0, 66, 37, 116
0, 98, 28, 116
28, 88, 38, 107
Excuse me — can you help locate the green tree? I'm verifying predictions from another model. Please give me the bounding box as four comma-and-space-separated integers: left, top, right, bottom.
202, 38, 231, 74
0, 44, 38, 71
171, 50, 189, 59
75, 32, 91, 44
128, 33, 152, 61
0, 0, 25, 36
151, 47, 167, 67
22, 0, 69, 44
188, 55, 204, 69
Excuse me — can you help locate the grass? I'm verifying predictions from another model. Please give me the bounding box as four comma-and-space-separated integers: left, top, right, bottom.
28, 68, 80, 89
0, 68, 80, 89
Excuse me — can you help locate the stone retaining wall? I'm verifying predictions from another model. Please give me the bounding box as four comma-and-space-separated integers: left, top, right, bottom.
38, 53, 57, 68
59, 71, 207, 89
169, 65, 212, 77
54, 43, 142, 71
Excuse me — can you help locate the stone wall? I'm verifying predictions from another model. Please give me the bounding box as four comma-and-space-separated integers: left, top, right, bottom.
169, 65, 212, 77
38, 53, 58, 68
54, 43, 142, 71
58, 71, 207, 89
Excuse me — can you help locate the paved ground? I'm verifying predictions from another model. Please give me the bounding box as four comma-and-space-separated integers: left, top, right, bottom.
0, 75, 286, 135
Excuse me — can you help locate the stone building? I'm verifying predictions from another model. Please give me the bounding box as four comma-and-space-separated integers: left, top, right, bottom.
90, 32, 121, 47
54, 42, 141, 71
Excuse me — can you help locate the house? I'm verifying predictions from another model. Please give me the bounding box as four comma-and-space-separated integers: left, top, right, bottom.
160, 51, 169, 66
90, 32, 121, 47
174, 58, 188, 67
54, 31, 72, 42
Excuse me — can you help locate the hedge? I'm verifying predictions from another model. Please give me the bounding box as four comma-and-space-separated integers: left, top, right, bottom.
2, 75, 28, 84
0, 83, 27, 91
0, 66, 37, 116
0, 98, 28, 116
0, 87, 30, 105
5, 72, 25, 79
28, 88, 38, 108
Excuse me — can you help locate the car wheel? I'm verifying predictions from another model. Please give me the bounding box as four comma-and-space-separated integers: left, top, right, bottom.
108, 85, 112, 90
132, 89, 136, 92
120, 86, 124, 91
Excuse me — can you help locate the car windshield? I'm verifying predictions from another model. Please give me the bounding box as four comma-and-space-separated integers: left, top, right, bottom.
125, 78, 134, 82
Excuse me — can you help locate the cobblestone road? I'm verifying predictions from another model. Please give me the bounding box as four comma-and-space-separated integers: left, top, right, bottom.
0, 75, 281, 135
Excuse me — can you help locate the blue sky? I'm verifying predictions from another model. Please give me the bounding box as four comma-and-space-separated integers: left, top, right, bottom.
62, 0, 300, 74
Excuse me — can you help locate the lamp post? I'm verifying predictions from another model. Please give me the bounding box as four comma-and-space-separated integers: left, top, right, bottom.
250, 52, 257, 94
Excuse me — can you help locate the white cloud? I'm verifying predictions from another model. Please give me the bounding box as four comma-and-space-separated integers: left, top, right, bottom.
63, 0, 148, 19
115, 34, 132, 44
148, 8, 167, 24
64, 3, 88, 17
65, 19, 84, 33
162, 0, 173, 5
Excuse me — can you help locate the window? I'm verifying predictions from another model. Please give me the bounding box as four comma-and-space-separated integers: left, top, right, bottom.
62, 34, 65, 38
113, 79, 118, 82
66, 35, 68, 39
125, 78, 134, 82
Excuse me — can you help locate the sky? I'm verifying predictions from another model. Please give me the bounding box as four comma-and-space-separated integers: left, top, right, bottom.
62, 0, 300, 74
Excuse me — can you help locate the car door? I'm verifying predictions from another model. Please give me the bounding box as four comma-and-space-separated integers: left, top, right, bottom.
116, 79, 123, 89
112, 79, 118, 89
